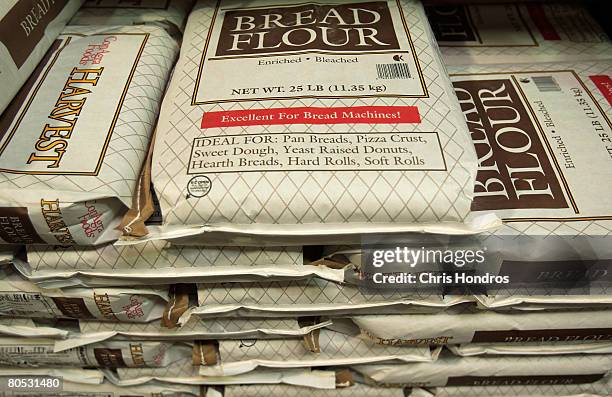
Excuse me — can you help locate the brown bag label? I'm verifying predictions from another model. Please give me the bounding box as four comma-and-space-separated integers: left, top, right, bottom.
425, 6, 477, 43
0, 0, 69, 68
446, 374, 605, 387
215, 1, 400, 57
0, 207, 45, 243
472, 328, 612, 343
51, 296, 96, 319
453, 78, 568, 211
93, 347, 127, 367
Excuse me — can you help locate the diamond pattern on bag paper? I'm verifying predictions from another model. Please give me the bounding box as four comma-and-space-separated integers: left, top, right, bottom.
79, 317, 303, 336
152, 0, 478, 236
117, 357, 197, 380
224, 384, 405, 397
195, 279, 473, 318
216, 329, 430, 368
26, 241, 300, 271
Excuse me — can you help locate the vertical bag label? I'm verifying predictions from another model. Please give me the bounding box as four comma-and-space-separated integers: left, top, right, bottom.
0, 33, 147, 175
0, 0, 69, 68
452, 70, 612, 220
453, 77, 567, 212
426, 4, 537, 47
193, 0, 427, 104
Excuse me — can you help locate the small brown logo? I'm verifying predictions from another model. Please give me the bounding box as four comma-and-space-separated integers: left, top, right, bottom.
93, 348, 127, 367
51, 297, 95, 319
216, 1, 400, 56
453, 79, 568, 211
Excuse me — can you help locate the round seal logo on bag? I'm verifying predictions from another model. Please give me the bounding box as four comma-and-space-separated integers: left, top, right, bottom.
187, 176, 212, 198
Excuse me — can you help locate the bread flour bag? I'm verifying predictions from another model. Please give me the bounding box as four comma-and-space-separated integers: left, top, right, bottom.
0, 337, 190, 368
0, 266, 168, 322
62, 317, 330, 351
349, 309, 612, 346
16, 242, 342, 288
69, 0, 194, 32
352, 353, 612, 387
141, 0, 497, 246
0, 24, 178, 246
0, 0, 83, 115
426, 1, 612, 65
448, 341, 612, 357
0, 317, 70, 338
110, 360, 337, 389
186, 279, 475, 321
195, 328, 435, 376
448, 59, 612, 283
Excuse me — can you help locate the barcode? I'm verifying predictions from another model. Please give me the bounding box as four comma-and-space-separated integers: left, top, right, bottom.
376, 63, 411, 79
532, 76, 561, 92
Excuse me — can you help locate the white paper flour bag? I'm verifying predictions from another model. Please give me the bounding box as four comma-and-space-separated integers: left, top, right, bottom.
187, 279, 474, 320
0, 0, 83, 114
0, 266, 169, 322
59, 317, 330, 351
0, 337, 190, 368
448, 59, 612, 278
195, 328, 434, 376
16, 242, 337, 288
0, 317, 70, 338
0, 25, 178, 246
353, 353, 612, 387
448, 341, 612, 357
111, 361, 337, 389
140, 0, 496, 246
350, 309, 612, 346
69, 0, 194, 33
426, 1, 612, 65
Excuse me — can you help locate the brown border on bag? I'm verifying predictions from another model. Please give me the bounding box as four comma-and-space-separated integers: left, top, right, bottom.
191, 0, 429, 105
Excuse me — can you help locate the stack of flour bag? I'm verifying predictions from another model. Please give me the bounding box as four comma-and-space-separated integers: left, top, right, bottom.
1, 0, 612, 396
